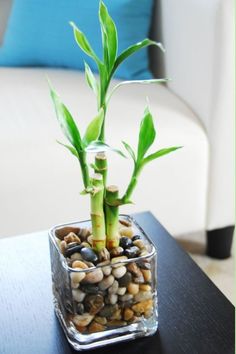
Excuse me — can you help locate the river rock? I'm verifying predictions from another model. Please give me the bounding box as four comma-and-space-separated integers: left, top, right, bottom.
84, 268, 103, 283
124, 246, 140, 258
111, 256, 128, 268
99, 275, 114, 290
98, 248, 110, 262
116, 287, 126, 296
64, 232, 81, 244
108, 280, 119, 294
80, 284, 100, 294
65, 244, 84, 257
132, 239, 145, 250
76, 303, 85, 315
119, 237, 132, 249
134, 291, 152, 302
118, 272, 132, 287
132, 299, 153, 314
70, 271, 86, 284
94, 316, 107, 325
119, 227, 134, 238
72, 313, 94, 327
98, 304, 118, 318
72, 260, 88, 269
141, 269, 152, 282
110, 247, 124, 258
72, 289, 86, 302
84, 294, 104, 315
123, 308, 134, 321
127, 282, 139, 295
127, 262, 143, 278
119, 294, 133, 302
88, 321, 106, 333
132, 235, 141, 241
108, 294, 118, 305
80, 248, 98, 263
112, 266, 127, 279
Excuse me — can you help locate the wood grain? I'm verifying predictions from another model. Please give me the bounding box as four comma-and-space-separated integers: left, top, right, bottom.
0, 212, 234, 354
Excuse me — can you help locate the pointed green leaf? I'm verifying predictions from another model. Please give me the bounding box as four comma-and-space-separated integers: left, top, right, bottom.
122, 141, 136, 163
50, 87, 82, 151
111, 39, 165, 76
86, 141, 126, 158
99, 1, 118, 72
56, 140, 79, 158
70, 22, 100, 63
137, 107, 156, 163
83, 108, 104, 146
142, 146, 183, 166
84, 62, 98, 95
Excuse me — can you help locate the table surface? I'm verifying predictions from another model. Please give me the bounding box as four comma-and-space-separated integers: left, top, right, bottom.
0, 212, 234, 354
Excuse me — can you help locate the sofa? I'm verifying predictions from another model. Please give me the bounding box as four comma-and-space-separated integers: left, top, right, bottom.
0, 0, 234, 258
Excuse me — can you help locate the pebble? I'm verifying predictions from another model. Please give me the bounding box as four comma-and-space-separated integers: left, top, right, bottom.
98, 304, 118, 318
119, 294, 133, 302
119, 227, 134, 238
80, 248, 98, 263
116, 287, 126, 296
139, 284, 152, 292
65, 245, 84, 257
108, 294, 118, 305
119, 219, 132, 228
133, 274, 145, 284
99, 275, 114, 290
127, 282, 139, 295
140, 250, 149, 257
70, 252, 83, 261
70, 271, 86, 284
83, 268, 103, 283
132, 235, 141, 241
111, 256, 128, 268
138, 260, 151, 270
133, 239, 145, 250
84, 294, 104, 315
108, 280, 119, 294
76, 303, 85, 315
119, 237, 132, 249
112, 266, 127, 279
94, 316, 107, 325
127, 262, 143, 278
72, 260, 88, 269
132, 299, 153, 314
72, 313, 94, 327
134, 291, 152, 302
102, 265, 112, 276
107, 320, 127, 327
64, 232, 81, 244
110, 247, 124, 258
81, 242, 91, 248
110, 309, 122, 320
124, 308, 134, 321
118, 272, 132, 287
141, 269, 152, 282
98, 248, 110, 262
88, 321, 105, 333
80, 284, 100, 294
60, 240, 67, 255
56, 226, 80, 240
124, 246, 140, 258
72, 289, 86, 302
87, 235, 93, 245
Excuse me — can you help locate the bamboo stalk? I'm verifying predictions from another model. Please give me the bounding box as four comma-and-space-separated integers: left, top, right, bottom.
105, 185, 119, 249
94, 152, 107, 187
90, 173, 106, 251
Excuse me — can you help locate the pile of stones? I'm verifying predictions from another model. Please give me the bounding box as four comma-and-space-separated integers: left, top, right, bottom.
55, 220, 154, 334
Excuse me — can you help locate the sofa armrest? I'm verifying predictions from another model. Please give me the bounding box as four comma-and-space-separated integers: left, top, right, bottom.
159, 0, 234, 230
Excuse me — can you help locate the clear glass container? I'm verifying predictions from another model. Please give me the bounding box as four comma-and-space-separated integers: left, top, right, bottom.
49, 215, 158, 351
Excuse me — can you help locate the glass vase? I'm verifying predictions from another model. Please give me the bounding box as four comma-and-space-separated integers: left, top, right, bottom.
49, 215, 158, 351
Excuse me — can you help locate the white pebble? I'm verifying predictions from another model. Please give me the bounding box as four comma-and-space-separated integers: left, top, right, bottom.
99, 275, 115, 290
117, 287, 126, 296
102, 265, 112, 276
109, 294, 118, 305
108, 280, 119, 294
70, 271, 86, 284
112, 266, 127, 279
72, 289, 86, 302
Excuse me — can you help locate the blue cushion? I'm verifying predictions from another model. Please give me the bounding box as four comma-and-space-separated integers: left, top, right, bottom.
0, 0, 154, 80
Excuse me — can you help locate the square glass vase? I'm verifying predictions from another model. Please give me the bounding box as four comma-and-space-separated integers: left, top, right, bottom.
49, 215, 158, 351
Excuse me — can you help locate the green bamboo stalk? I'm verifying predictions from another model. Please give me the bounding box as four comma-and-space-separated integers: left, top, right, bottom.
78, 151, 91, 189
90, 173, 106, 251
94, 152, 107, 187
105, 185, 119, 249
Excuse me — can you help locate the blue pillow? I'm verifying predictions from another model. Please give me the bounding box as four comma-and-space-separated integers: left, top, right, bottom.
0, 0, 154, 80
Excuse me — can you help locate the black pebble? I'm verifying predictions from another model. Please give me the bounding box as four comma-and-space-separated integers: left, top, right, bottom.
65, 244, 84, 257
76, 303, 84, 315
132, 235, 141, 241
80, 247, 98, 263
118, 272, 132, 287
124, 246, 140, 258
80, 284, 100, 294
119, 237, 132, 249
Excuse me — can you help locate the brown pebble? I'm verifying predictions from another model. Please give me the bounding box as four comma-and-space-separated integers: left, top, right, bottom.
64, 232, 81, 244
133, 239, 145, 250
119, 219, 132, 227
88, 321, 105, 333
74, 324, 87, 333
141, 269, 152, 282
107, 320, 127, 327
132, 299, 153, 314
123, 308, 134, 321
94, 316, 107, 325
60, 240, 67, 255
55, 226, 81, 240
72, 261, 88, 269
127, 262, 143, 278
127, 283, 139, 295
110, 309, 122, 320
139, 284, 152, 292
119, 227, 134, 238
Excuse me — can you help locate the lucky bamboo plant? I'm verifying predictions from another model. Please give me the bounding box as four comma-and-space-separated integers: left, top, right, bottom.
50, 1, 181, 253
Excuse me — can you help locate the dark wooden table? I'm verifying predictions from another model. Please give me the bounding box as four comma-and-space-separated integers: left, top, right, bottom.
0, 212, 234, 354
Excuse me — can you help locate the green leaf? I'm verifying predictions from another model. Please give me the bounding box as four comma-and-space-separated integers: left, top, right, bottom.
107, 78, 170, 103
83, 108, 104, 146
112, 39, 165, 76
99, 1, 118, 72
50, 86, 82, 151
84, 62, 98, 96
56, 140, 79, 158
122, 141, 136, 163
137, 107, 156, 163
86, 141, 126, 158
70, 22, 100, 63
142, 146, 183, 166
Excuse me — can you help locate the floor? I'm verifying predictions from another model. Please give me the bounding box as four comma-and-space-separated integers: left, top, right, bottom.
176, 231, 235, 305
